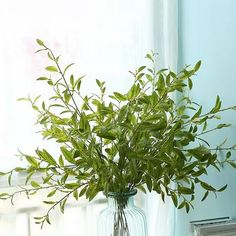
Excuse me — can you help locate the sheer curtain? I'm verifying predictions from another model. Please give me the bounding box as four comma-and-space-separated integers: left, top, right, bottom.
0, 0, 178, 235
144, 1, 178, 236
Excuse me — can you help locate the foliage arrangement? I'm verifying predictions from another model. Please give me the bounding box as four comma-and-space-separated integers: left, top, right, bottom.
0, 39, 236, 228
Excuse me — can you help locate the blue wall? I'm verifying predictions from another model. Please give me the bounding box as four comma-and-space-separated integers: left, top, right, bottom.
176, 1, 236, 235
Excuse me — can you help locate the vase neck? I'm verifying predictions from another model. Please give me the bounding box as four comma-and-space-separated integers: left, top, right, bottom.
107, 190, 137, 208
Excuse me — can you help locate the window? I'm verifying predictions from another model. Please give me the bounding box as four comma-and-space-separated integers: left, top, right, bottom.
0, 1, 176, 235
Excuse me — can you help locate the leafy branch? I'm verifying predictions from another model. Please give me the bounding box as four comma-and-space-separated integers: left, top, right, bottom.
1, 39, 236, 224
35, 182, 88, 228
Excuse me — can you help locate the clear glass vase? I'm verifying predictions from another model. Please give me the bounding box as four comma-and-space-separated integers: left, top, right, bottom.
97, 189, 147, 236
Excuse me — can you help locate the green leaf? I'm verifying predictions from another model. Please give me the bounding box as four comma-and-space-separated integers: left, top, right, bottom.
59, 155, 64, 166
63, 90, 71, 104
229, 161, 236, 168
43, 175, 53, 184
194, 60, 201, 71
113, 92, 127, 102
63, 63, 75, 75
45, 216, 51, 225
218, 184, 227, 192
157, 74, 165, 94
145, 53, 154, 62
73, 189, 79, 200
60, 147, 75, 164
64, 183, 80, 189
137, 66, 146, 73
34, 216, 44, 220
210, 95, 221, 113
43, 201, 55, 205
14, 167, 25, 172
45, 66, 58, 72
33, 95, 41, 103
35, 48, 47, 53
60, 198, 67, 214
56, 56, 60, 63
145, 175, 152, 192
37, 149, 57, 166
201, 191, 209, 201
97, 130, 116, 140
79, 185, 87, 197
47, 189, 57, 197
191, 106, 202, 120
31, 181, 40, 188
61, 173, 68, 184
0, 193, 10, 199
42, 102, 46, 110
88, 189, 98, 201
17, 97, 30, 102
200, 182, 216, 191
25, 171, 35, 185
8, 173, 12, 186
188, 146, 209, 160
188, 78, 193, 90
145, 74, 153, 82
47, 79, 54, 86
76, 80, 82, 92
178, 201, 185, 209
96, 79, 102, 87
79, 112, 90, 133
185, 202, 190, 213
25, 155, 39, 167
203, 121, 207, 131
216, 123, 231, 129
171, 193, 178, 207
36, 39, 45, 46
37, 77, 48, 81
136, 73, 145, 80
86, 184, 98, 201
0, 171, 6, 176
178, 186, 194, 195
161, 192, 165, 202
127, 84, 141, 100
226, 152, 231, 159
47, 52, 54, 60
70, 75, 74, 87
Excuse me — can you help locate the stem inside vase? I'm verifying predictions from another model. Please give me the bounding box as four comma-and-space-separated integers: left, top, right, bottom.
109, 189, 137, 236
113, 197, 130, 236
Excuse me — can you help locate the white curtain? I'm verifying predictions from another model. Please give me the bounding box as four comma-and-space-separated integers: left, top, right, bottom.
0, 0, 178, 235
144, 1, 178, 236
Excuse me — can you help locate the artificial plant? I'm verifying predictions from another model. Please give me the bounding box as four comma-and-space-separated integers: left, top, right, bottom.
0, 39, 236, 230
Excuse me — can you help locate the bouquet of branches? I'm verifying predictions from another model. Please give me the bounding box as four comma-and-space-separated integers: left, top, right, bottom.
0, 39, 236, 230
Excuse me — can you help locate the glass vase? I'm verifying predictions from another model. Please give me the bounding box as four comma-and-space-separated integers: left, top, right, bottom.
97, 189, 147, 236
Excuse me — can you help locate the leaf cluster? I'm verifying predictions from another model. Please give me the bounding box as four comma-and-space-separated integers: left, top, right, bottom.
1, 39, 236, 226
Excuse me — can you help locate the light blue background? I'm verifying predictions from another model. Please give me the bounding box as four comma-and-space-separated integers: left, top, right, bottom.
176, 0, 236, 235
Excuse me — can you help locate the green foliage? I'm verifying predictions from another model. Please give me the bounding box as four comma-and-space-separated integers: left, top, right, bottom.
1, 39, 236, 227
